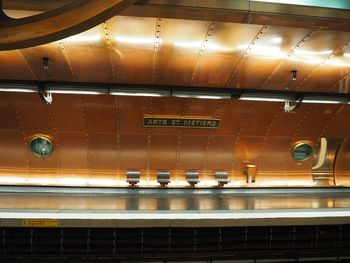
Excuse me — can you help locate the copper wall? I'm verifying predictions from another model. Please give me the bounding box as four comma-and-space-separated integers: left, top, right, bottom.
0, 92, 349, 187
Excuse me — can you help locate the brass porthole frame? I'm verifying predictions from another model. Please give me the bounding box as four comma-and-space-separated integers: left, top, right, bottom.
292, 140, 313, 162
29, 134, 54, 158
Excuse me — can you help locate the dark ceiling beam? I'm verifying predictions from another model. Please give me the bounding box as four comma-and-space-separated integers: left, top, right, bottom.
0, 0, 136, 51
2, 0, 71, 12
119, 0, 350, 32
3, 1, 350, 33
1, 79, 350, 102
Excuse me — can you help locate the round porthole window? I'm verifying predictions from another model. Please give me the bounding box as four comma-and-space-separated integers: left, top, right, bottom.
30, 135, 54, 158
292, 141, 312, 162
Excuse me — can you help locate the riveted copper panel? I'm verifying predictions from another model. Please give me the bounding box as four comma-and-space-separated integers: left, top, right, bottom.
0, 50, 35, 80
0, 92, 349, 187
61, 26, 114, 82
239, 102, 281, 136
20, 44, 75, 82
57, 132, 88, 170
149, 134, 178, 170
0, 130, 27, 168
206, 135, 234, 171
296, 104, 342, 138
50, 94, 85, 132
178, 135, 207, 171
188, 22, 262, 87
151, 19, 210, 86
264, 30, 350, 92
0, 93, 20, 130
107, 16, 157, 84
119, 134, 148, 170
89, 133, 117, 171
1, 5, 350, 188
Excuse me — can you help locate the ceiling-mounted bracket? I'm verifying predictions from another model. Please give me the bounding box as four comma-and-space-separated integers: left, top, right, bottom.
38, 82, 53, 104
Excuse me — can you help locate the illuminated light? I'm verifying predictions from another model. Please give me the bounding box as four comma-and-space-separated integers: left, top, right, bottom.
174, 41, 233, 52
271, 37, 282, 43
46, 87, 107, 95
27, 178, 57, 185
258, 180, 287, 187
344, 53, 350, 58
294, 49, 333, 55
110, 88, 171, 97
115, 36, 158, 45
196, 95, 228, 99
197, 179, 220, 187
63, 35, 101, 42
172, 91, 231, 99
288, 57, 323, 64
239, 97, 285, 102
0, 88, 36, 93
239, 93, 294, 102
226, 181, 244, 187
57, 178, 88, 186
302, 96, 348, 104
303, 99, 343, 104
237, 44, 286, 58
0, 177, 26, 184
89, 178, 119, 186
312, 138, 327, 170
3, 210, 350, 220
168, 181, 189, 187
138, 180, 159, 187
325, 60, 350, 67
110, 92, 163, 97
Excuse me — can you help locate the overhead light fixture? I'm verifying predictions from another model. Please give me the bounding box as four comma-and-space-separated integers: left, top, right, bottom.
0, 84, 37, 93
239, 92, 295, 102
45, 86, 107, 95
110, 88, 171, 97
172, 90, 231, 99
302, 95, 348, 104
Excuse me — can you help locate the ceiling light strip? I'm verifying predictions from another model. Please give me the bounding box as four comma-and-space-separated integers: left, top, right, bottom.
1, 82, 350, 104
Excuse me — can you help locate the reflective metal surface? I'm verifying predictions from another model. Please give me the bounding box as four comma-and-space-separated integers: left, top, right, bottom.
1, 4, 350, 188
0, 187, 349, 227
0, 93, 349, 188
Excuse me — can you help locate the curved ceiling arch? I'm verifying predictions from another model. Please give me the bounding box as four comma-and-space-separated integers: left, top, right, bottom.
0, 0, 136, 50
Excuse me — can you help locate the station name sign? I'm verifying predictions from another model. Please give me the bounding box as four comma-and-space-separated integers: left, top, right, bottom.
144, 116, 221, 129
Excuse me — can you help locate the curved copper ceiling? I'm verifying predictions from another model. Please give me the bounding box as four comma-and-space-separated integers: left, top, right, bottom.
0, 1, 350, 188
